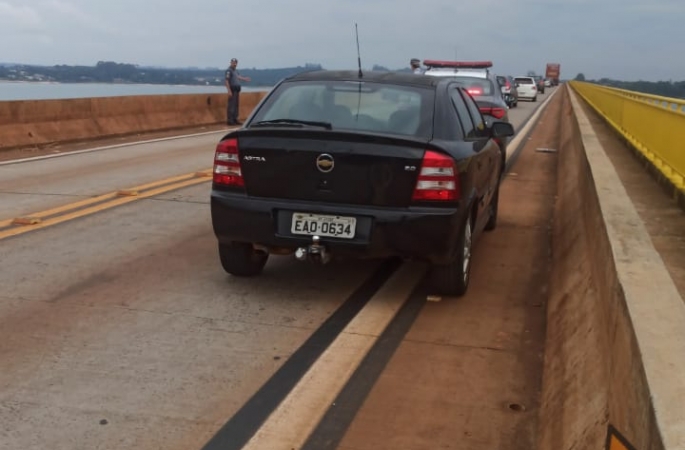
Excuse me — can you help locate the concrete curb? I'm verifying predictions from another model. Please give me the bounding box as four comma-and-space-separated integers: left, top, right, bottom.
568, 86, 685, 450
505, 86, 561, 174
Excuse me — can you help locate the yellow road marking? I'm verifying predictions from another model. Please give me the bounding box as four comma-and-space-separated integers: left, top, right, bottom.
0, 192, 118, 228
0, 170, 212, 240
117, 190, 140, 196
0, 170, 213, 229
11, 217, 42, 225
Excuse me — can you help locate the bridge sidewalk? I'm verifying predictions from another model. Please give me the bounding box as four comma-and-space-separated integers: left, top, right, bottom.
575, 94, 685, 301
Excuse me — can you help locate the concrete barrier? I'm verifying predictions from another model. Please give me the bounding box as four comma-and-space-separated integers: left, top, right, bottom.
536, 86, 685, 449
0, 91, 268, 150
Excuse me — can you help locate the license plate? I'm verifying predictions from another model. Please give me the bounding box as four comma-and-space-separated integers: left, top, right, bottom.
291, 213, 356, 239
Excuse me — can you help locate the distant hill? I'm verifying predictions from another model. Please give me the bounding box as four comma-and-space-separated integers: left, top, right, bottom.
0, 61, 326, 87
0, 61, 424, 87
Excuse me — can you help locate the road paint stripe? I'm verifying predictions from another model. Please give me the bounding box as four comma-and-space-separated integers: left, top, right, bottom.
0, 175, 210, 240
201, 259, 403, 450
0, 170, 211, 230
302, 281, 427, 449
0, 128, 237, 166
240, 261, 427, 450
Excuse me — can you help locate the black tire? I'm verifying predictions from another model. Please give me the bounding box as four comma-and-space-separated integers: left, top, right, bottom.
218, 242, 268, 277
484, 183, 500, 232
428, 213, 473, 297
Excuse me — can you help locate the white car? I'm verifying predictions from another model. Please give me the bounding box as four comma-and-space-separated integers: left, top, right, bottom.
514, 76, 538, 102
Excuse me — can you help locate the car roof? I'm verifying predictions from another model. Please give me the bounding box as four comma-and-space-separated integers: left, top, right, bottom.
285, 70, 442, 88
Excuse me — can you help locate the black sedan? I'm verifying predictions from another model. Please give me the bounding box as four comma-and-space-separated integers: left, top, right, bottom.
210, 70, 514, 296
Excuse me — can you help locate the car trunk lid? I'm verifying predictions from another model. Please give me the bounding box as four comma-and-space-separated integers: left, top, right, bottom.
236, 130, 427, 208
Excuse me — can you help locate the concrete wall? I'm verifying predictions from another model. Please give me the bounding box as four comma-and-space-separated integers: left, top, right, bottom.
0, 91, 267, 150
537, 86, 685, 449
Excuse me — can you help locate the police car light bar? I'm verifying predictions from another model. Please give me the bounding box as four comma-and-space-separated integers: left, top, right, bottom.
423, 60, 493, 69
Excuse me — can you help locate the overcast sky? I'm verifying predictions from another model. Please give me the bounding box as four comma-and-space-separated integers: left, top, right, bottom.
1, 0, 683, 81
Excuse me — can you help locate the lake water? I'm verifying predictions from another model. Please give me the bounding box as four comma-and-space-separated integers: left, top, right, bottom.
0, 81, 270, 101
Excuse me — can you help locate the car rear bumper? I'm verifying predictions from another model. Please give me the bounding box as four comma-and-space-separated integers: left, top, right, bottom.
211, 191, 466, 264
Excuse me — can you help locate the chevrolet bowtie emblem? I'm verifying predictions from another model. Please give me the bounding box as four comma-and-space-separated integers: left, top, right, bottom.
316, 154, 334, 173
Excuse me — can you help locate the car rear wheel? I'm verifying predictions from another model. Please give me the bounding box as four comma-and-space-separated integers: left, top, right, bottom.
218, 242, 269, 277
428, 213, 473, 296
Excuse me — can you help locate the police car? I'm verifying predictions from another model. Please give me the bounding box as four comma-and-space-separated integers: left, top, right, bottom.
422, 60, 512, 153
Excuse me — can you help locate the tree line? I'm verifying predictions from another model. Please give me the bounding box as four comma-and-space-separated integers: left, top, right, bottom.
574, 73, 685, 99
0, 61, 325, 87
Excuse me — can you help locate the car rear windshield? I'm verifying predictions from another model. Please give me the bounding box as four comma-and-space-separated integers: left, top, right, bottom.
515, 78, 535, 84
249, 80, 435, 138
449, 76, 495, 97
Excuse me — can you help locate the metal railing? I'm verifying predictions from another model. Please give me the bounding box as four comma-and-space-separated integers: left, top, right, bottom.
570, 81, 685, 193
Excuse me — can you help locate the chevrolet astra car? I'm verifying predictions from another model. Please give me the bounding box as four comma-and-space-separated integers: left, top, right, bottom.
210, 70, 514, 296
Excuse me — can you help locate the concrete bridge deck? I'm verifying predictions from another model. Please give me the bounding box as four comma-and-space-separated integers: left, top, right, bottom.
0, 84, 683, 450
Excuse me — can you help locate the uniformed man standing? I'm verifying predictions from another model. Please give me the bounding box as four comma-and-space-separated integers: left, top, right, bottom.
225, 58, 251, 125
410, 58, 423, 74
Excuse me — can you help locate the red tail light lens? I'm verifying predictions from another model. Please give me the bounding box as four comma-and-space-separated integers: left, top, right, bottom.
479, 107, 507, 119
412, 150, 460, 201
213, 138, 244, 187
467, 88, 483, 96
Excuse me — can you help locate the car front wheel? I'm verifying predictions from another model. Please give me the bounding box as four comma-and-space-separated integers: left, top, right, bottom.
428, 213, 473, 296
218, 242, 269, 277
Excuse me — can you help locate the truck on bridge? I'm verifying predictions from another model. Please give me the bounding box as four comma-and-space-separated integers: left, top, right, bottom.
546, 63, 561, 86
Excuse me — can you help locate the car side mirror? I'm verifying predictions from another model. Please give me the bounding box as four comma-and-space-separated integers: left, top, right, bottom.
491, 121, 515, 138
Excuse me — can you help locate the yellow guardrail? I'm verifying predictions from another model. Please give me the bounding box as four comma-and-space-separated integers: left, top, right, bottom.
569, 81, 685, 192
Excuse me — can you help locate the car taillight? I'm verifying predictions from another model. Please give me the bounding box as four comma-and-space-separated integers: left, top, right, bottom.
479, 107, 507, 119
412, 150, 460, 201
467, 88, 483, 96
213, 138, 244, 187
